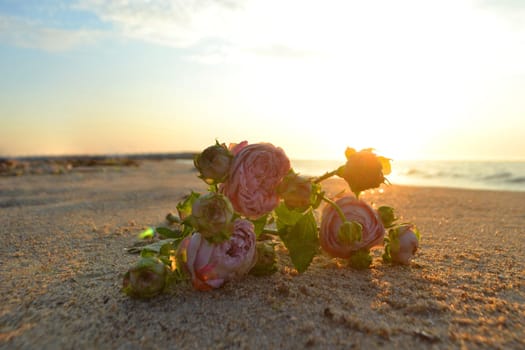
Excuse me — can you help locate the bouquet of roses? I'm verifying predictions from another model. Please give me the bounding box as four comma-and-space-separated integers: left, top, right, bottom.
122, 141, 420, 298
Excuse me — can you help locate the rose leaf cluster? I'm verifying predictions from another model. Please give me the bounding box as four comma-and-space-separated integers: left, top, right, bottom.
275, 204, 319, 273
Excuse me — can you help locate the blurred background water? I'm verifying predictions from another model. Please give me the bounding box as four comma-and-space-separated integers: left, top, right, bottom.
291, 159, 525, 193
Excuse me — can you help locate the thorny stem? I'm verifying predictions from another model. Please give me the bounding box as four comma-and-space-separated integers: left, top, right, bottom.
313, 169, 339, 184
321, 194, 347, 223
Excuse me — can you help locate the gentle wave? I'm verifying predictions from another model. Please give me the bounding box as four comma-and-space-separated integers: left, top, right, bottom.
291, 159, 525, 192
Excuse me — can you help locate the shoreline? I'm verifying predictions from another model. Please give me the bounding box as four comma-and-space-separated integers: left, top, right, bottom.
3, 156, 524, 194
1, 160, 524, 349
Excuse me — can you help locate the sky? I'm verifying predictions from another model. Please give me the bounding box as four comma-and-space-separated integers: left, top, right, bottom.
0, 0, 524, 161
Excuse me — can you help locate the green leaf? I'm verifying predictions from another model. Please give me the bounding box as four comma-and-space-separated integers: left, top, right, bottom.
139, 239, 178, 256
251, 214, 269, 237
138, 227, 155, 239
275, 202, 304, 230
176, 191, 200, 219
155, 227, 183, 238
279, 209, 319, 273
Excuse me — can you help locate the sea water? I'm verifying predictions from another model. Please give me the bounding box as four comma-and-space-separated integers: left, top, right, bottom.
291, 159, 525, 193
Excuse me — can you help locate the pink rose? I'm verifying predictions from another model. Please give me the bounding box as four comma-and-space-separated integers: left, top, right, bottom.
221, 142, 290, 219
389, 224, 419, 265
320, 196, 385, 258
229, 140, 248, 156
176, 219, 257, 291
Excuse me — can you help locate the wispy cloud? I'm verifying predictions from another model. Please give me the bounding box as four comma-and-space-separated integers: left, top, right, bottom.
73, 0, 324, 62
1, 0, 524, 71
73, 0, 248, 48
0, 15, 104, 51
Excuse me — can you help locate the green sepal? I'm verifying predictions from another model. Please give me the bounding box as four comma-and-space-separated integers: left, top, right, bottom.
155, 227, 183, 239
250, 214, 269, 237
278, 209, 319, 273
349, 249, 372, 269
139, 239, 179, 257
207, 183, 219, 192
122, 256, 168, 299
176, 191, 200, 219
249, 241, 278, 276
166, 212, 182, 224
382, 236, 392, 263
377, 206, 397, 228
413, 226, 421, 242
275, 202, 304, 230
181, 215, 197, 236
310, 183, 324, 209
201, 230, 231, 244
337, 221, 362, 244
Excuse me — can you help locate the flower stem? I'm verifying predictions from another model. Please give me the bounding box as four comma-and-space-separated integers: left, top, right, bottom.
313, 169, 339, 184
262, 228, 279, 235
321, 194, 347, 223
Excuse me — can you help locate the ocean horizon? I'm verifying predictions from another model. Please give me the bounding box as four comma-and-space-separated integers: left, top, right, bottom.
2, 153, 524, 193
291, 159, 525, 193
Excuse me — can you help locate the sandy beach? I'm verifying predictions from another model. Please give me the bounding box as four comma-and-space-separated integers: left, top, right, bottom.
1, 160, 524, 349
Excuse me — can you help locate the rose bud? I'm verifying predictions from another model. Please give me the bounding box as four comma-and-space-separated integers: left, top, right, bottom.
176, 219, 257, 291
221, 142, 291, 219
194, 141, 233, 184
122, 257, 167, 298
320, 196, 385, 259
337, 148, 391, 197
249, 241, 278, 276
277, 171, 314, 212
190, 192, 234, 243
388, 224, 420, 265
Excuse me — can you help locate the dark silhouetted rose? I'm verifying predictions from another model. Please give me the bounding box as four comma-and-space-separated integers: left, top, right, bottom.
337, 148, 391, 196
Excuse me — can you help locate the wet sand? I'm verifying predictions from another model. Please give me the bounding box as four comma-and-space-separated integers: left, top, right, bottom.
1, 160, 524, 349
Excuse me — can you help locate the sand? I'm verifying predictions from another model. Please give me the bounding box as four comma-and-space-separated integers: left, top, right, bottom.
1, 160, 524, 349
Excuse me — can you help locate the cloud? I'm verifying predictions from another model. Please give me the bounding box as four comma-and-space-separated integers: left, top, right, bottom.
73, 0, 248, 48
0, 15, 104, 51
2, 0, 524, 71
73, 0, 324, 62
